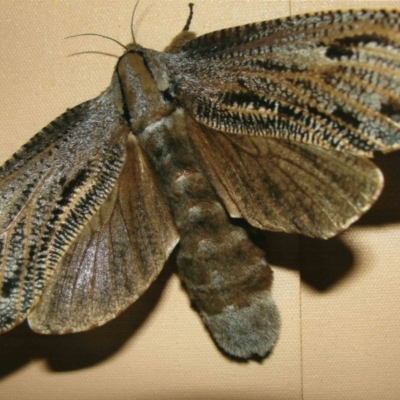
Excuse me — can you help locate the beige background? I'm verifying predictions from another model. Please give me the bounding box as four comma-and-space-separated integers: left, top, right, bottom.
0, 0, 400, 399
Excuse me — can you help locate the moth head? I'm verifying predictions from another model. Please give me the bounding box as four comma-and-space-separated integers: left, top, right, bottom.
117, 47, 175, 133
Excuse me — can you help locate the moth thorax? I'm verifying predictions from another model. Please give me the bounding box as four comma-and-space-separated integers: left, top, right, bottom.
118, 51, 174, 133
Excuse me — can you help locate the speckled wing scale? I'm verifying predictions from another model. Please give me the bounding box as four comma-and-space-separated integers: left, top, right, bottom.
1, 7, 400, 359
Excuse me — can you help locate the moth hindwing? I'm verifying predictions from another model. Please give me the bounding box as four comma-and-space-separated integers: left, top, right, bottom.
1, 7, 400, 359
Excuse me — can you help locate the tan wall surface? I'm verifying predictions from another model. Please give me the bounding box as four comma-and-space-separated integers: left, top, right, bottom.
0, 1, 399, 399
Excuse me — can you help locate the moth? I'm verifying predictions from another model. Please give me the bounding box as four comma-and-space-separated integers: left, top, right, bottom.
1, 4, 400, 360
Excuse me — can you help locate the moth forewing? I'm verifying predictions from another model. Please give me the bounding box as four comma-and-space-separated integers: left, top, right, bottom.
170, 10, 400, 154
0, 88, 130, 334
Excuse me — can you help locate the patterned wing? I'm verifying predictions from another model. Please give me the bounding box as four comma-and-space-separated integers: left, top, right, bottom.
169, 10, 400, 155
0, 87, 129, 333
188, 117, 382, 239
28, 135, 179, 333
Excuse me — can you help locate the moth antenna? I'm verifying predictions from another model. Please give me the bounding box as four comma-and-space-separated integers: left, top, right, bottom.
130, 0, 140, 44
66, 33, 128, 50
68, 51, 120, 59
183, 3, 194, 31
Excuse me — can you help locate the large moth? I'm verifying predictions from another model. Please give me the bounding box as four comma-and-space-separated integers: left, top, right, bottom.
1, 4, 400, 360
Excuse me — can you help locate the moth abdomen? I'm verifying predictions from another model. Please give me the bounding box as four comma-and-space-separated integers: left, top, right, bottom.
138, 110, 279, 358
175, 182, 280, 358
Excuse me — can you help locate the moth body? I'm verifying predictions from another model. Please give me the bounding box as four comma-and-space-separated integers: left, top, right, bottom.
121, 48, 280, 358
1, 7, 400, 360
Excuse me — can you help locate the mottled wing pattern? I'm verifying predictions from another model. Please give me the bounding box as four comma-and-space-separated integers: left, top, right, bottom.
28, 135, 179, 334
0, 87, 129, 333
188, 118, 382, 238
169, 10, 400, 155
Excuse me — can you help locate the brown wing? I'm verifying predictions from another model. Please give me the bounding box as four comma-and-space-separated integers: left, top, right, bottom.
0, 87, 129, 333
28, 134, 179, 333
169, 9, 400, 155
188, 117, 382, 239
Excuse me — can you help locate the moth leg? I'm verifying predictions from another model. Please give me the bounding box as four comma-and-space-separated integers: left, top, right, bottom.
182, 2, 194, 32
